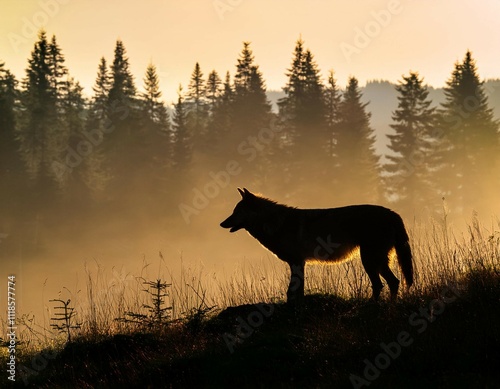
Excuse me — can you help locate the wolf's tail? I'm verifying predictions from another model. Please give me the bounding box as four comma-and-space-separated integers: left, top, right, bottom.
394, 214, 413, 287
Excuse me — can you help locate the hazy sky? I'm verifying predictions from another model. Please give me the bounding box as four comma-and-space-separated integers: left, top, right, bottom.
1, 0, 500, 103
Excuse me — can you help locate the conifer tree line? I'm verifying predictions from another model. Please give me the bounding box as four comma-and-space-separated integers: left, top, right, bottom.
1, 31, 499, 228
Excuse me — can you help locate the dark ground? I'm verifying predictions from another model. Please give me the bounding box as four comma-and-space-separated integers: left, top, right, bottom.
7, 269, 500, 389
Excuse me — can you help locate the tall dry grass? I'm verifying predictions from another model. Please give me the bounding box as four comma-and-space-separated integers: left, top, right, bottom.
2, 215, 499, 354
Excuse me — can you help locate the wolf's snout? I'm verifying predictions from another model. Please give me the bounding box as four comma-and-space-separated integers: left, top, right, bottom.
220, 215, 242, 233
220, 216, 233, 229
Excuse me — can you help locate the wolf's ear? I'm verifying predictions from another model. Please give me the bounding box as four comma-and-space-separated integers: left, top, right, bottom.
238, 188, 255, 200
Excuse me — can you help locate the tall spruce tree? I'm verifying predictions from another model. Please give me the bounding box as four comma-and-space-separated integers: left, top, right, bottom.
206, 70, 222, 111
172, 85, 191, 170
60, 77, 97, 205
231, 42, 272, 186
140, 62, 171, 179
384, 72, 437, 214
0, 62, 24, 220
186, 62, 207, 151
105, 39, 140, 194
17, 30, 65, 208
141, 63, 170, 137
107, 39, 137, 143
232, 42, 271, 141
108, 40, 136, 106
324, 70, 342, 159
205, 71, 233, 155
88, 57, 110, 124
0, 62, 17, 135
83, 57, 112, 199
437, 51, 500, 215
278, 38, 327, 196
334, 77, 380, 203
279, 39, 326, 143
48, 35, 68, 103
234, 42, 254, 97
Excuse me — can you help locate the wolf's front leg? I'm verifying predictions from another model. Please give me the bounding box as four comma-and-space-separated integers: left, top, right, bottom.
286, 261, 305, 304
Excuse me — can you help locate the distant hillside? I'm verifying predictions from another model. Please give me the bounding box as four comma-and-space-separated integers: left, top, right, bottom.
267, 79, 500, 159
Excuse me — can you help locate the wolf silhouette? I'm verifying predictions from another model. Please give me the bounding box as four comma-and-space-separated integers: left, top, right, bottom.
220, 188, 413, 303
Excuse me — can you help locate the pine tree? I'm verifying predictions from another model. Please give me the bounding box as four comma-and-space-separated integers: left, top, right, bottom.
0, 62, 25, 219
60, 77, 95, 205
231, 42, 272, 186
234, 42, 254, 97
334, 77, 380, 203
205, 71, 233, 155
222, 71, 233, 102
48, 35, 68, 103
278, 38, 327, 195
186, 62, 207, 150
324, 70, 342, 158
206, 70, 222, 111
83, 57, 112, 200
384, 72, 437, 214
106, 39, 137, 147
279, 38, 326, 142
17, 30, 62, 207
86, 57, 111, 164
0, 61, 19, 166
279, 38, 305, 122
232, 42, 271, 141
108, 40, 136, 106
46, 34, 73, 195
89, 57, 110, 123
105, 40, 140, 194
437, 51, 500, 215
172, 85, 191, 170
140, 62, 171, 179
141, 63, 170, 136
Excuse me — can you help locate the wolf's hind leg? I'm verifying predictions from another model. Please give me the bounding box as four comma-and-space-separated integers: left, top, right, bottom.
380, 263, 400, 301
360, 247, 384, 301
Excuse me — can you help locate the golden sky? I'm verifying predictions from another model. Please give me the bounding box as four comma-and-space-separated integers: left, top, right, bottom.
1, 0, 500, 103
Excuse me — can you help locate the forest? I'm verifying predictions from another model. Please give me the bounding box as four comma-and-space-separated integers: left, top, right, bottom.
1, 30, 500, 252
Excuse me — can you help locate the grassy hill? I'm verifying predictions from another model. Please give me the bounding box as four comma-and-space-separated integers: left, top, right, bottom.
3, 219, 500, 388
9, 269, 500, 388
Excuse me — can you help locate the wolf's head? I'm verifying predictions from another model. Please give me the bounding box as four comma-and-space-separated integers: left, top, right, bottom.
220, 188, 259, 233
